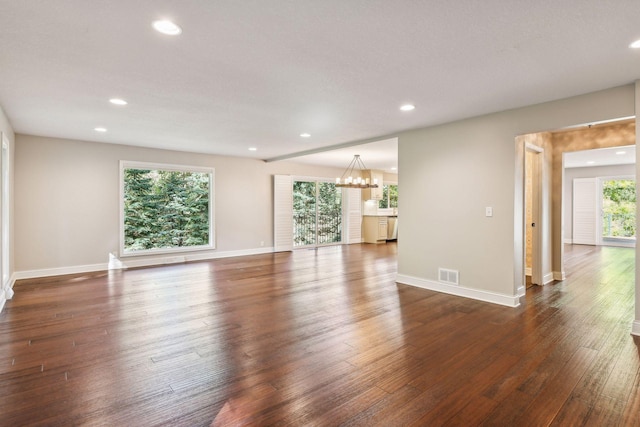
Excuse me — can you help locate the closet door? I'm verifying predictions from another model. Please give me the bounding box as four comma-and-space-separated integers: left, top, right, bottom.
572, 178, 597, 245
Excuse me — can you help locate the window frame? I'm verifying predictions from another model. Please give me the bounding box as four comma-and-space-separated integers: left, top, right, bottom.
119, 160, 215, 257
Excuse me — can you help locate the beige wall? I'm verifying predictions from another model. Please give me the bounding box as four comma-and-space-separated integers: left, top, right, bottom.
14, 134, 355, 273
397, 84, 635, 300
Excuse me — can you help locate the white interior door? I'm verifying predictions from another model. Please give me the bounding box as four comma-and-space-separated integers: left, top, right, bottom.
572, 178, 597, 245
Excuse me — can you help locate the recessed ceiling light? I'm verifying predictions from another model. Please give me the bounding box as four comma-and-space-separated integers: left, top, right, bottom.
390, 167, 397, 171
94, 127, 107, 132
109, 98, 127, 106
616, 151, 627, 155
629, 39, 640, 49
300, 133, 311, 138
400, 104, 415, 111
152, 20, 182, 36
248, 147, 257, 151
586, 161, 596, 165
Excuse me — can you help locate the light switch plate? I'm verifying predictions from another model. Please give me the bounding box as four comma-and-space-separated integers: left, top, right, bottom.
485, 207, 493, 217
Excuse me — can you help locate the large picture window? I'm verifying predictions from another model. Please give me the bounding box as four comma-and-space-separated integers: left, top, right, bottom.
120, 161, 214, 256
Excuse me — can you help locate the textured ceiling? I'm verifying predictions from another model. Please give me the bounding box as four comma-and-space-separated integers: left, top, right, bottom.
0, 1, 639, 167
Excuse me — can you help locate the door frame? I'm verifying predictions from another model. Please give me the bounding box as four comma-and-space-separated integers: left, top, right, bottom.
525, 143, 544, 286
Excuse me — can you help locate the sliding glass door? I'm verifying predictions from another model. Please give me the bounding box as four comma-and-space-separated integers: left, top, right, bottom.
293, 180, 342, 247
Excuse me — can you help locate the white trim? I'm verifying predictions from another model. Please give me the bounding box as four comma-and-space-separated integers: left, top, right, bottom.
396, 274, 521, 308
14, 263, 109, 280
553, 271, 566, 281
0, 273, 15, 312
115, 247, 274, 270
632, 321, 640, 337
14, 247, 275, 281
564, 238, 573, 244
543, 272, 554, 285
516, 286, 526, 297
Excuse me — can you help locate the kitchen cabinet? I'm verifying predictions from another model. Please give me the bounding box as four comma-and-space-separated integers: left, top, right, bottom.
362, 169, 383, 201
363, 216, 388, 243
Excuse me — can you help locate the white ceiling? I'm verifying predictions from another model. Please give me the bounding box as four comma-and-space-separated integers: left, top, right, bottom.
564, 145, 636, 168
1, 1, 639, 168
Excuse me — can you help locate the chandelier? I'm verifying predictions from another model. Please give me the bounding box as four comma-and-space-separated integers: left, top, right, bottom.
335, 155, 379, 188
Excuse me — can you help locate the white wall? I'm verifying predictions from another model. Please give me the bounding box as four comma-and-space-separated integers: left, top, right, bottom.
397, 84, 636, 306
563, 164, 636, 242
0, 104, 15, 309
14, 134, 348, 275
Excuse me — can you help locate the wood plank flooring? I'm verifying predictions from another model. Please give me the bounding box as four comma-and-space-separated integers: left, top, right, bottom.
1, 243, 638, 426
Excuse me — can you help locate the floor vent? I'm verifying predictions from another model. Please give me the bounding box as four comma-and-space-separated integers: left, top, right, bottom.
439, 268, 459, 285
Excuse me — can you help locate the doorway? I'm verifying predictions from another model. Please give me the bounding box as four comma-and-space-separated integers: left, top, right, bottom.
525, 143, 544, 286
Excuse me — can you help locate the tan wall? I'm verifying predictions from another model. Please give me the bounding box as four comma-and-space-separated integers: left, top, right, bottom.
398, 84, 635, 299
14, 134, 356, 273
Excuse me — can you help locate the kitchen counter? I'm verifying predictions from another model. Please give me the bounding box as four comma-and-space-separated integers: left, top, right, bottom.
362, 215, 398, 243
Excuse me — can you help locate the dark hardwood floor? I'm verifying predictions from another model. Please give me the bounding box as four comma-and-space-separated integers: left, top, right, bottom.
1, 243, 639, 426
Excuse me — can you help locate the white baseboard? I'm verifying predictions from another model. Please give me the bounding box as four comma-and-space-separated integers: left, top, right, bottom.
0, 274, 16, 313
632, 320, 640, 337
115, 247, 275, 270
553, 271, 566, 281
14, 263, 109, 281
516, 286, 526, 298
14, 247, 276, 281
395, 274, 521, 308
543, 273, 554, 285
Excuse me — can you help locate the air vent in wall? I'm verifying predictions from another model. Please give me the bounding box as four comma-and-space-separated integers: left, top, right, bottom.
438, 268, 459, 285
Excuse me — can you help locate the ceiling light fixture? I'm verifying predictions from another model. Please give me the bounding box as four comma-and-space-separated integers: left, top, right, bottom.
152, 20, 182, 35
248, 147, 257, 151
335, 155, 379, 188
94, 127, 107, 132
616, 151, 626, 155
629, 39, 640, 49
400, 104, 415, 111
586, 161, 596, 165
109, 98, 127, 106
300, 133, 311, 138
391, 167, 397, 171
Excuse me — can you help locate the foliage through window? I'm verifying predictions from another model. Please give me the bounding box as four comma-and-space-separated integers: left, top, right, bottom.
602, 178, 636, 239
293, 180, 342, 246
121, 162, 214, 254
379, 184, 398, 209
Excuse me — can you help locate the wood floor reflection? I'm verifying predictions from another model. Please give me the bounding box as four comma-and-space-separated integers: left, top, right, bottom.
1, 243, 639, 426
